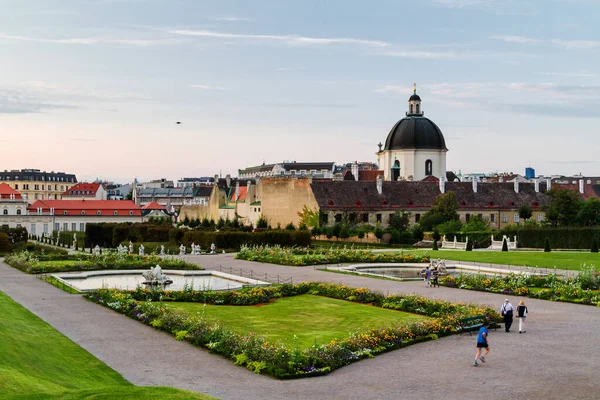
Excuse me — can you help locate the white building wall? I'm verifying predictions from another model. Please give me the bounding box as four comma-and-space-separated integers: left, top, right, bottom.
381, 149, 446, 181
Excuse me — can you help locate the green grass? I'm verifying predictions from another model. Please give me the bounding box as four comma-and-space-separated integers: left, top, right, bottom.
0, 291, 215, 400
398, 249, 600, 271
41, 275, 82, 294
167, 294, 427, 348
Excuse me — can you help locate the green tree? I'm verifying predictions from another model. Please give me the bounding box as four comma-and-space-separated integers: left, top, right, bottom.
591, 239, 598, 253
125, 190, 133, 200
461, 215, 488, 232
420, 191, 460, 230
577, 197, 600, 227
285, 222, 296, 231
518, 204, 533, 221
544, 187, 582, 227
297, 205, 321, 228
544, 237, 551, 252
388, 210, 411, 231
256, 214, 268, 229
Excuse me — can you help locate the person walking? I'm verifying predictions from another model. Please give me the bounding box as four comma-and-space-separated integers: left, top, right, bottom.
424, 267, 432, 287
431, 266, 439, 287
517, 300, 528, 333
473, 320, 490, 367
500, 299, 515, 332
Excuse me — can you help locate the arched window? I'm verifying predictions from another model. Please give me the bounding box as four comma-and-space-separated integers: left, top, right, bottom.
410, 104, 413, 114
416, 103, 420, 114
129, 211, 134, 216
391, 160, 401, 181
114, 211, 118, 216
81, 211, 85, 215
16, 209, 21, 215
2, 209, 7, 215
425, 159, 433, 176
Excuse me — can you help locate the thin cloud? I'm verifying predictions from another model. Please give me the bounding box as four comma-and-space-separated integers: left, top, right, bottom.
0, 33, 181, 47
168, 29, 389, 47
260, 102, 358, 109
551, 39, 600, 49
213, 16, 251, 22
276, 66, 307, 71
189, 84, 228, 90
491, 35, 542, 44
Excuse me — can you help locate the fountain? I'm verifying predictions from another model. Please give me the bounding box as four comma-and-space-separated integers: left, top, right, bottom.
141, 264, 173, 286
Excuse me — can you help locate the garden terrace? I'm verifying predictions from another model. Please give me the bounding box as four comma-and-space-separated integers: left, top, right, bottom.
85, 282, 499, 379
235, 245, 430, 266
5, 252, 200, 274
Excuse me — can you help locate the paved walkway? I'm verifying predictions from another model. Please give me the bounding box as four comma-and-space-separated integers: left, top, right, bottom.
1, 255, 599, 400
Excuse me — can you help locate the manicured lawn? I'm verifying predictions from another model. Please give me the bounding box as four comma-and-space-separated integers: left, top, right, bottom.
400, 249, 600, 271
0, 291, 215, 400
167, 294, 427, 348
40, 260, 88, 267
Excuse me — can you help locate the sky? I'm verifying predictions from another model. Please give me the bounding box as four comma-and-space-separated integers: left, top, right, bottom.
1, 0, 600, 183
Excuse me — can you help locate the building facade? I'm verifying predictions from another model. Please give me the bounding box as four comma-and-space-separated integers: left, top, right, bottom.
0, 169, 77, 201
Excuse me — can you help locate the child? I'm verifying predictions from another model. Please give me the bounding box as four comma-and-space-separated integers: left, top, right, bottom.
473, 320, 490, 367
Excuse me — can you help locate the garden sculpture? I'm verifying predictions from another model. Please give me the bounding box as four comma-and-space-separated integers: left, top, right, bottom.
210, 243, 216, 254
160, 245, 165, 256
139, 244, 145, 256
129, 241, 133, 254
141, 264, 173, 285
93, 245, 100, 255
179, 244, 186, 255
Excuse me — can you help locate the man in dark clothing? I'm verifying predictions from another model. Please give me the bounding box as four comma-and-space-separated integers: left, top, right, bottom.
500, 299, 514, 332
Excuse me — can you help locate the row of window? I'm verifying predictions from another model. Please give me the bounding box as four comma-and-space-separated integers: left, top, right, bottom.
323, 212, 545, 224
28, 223, 87, 234
2, 176, 75, 182
2, 209, 23, 215
13, 184, 67, 191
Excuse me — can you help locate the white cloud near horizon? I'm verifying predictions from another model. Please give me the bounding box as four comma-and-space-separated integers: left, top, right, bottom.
168, 29, 389, 47
213, 16, 251, 22
491, 35, 542, 44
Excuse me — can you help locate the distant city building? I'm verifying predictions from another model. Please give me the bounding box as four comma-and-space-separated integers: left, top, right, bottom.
133, 185, 212, 208
177, 177, 215, 187
0, 169, 77, 201
141, 178, 174, 189
238, 161, 336, 179
61, 182, 107, 200
105, 183, 132, 200
525, 167, 536, 180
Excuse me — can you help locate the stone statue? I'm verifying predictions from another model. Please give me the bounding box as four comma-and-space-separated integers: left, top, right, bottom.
142, 264, 173, 285
160, 245, 165, 256
179, 244, 186, 255
94, 245, 100, 255
139, 244, 145, 256
210, 243, 216, 254
129, 241, 133, 254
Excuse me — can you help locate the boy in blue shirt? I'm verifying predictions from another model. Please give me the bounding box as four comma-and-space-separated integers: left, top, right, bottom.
473, 320, 490, 367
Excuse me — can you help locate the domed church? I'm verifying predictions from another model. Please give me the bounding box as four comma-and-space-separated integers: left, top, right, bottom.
377, 84, 448, 181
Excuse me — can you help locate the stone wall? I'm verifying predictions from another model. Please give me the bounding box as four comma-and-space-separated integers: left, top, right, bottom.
261, 177, 319, 228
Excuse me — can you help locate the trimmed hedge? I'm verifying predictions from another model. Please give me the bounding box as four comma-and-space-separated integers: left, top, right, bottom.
182, 230, 312, 250
501, 227, 600, 249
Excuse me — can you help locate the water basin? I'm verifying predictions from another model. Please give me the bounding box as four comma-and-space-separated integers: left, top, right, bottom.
52, 270, 269, 292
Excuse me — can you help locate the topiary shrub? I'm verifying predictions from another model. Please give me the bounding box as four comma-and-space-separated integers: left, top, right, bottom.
502, 238, 508, 252
432, 239, 438, 251
591, 239, 598, 253
0, 233, 10, 253
544, 238, 551, 253
466, 240, 473, 251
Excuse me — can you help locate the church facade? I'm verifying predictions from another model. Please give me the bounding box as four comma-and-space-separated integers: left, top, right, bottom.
377, 84, 447, 181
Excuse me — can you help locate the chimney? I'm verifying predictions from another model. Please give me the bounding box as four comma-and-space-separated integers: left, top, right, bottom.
499, 176, 504, 183
534, 179, 539, 193
514, 180, 519, 193
351, 161, 359, 181
235, 181, 240, 200
439, 176, 445, 194
247, 180, 251, 194
579, 179, 584, 194
472, 178, 478, 193
225, 174, 231, 188
547, 178, 552, 190
214, 174, 219, 185
376, 175, 383, 195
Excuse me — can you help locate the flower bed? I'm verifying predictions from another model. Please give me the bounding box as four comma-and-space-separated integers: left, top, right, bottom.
5, 251, 201, 274
85, 282, 499, 379
441, 266, 600, 306
235, 245, 429, 266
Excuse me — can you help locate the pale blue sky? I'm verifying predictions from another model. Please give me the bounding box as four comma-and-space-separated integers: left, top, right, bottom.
1, 0, 599, 183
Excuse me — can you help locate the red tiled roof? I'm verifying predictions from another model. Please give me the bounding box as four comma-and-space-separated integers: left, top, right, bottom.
231, 186, 248, 201
28, 200, 142, 216
358, 170, 384, 181
0, 183, 23, 199
142, 201, 167, 210
62, 182, 101, 196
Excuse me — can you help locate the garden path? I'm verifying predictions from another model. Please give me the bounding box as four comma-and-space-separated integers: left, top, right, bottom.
1, 255, 598, 400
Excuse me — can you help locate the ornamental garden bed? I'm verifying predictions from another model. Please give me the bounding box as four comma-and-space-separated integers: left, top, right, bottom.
441, 267, 600, 306
5, 252, 201, 274
85, 282, 499, 379
235, 245, 429, 266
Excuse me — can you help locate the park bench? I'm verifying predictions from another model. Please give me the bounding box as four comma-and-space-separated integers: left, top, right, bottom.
459, 315, 489, 335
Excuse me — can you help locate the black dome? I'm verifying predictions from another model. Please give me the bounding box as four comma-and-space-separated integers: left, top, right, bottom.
384, 116, 448, 151
409, 94, 421, 101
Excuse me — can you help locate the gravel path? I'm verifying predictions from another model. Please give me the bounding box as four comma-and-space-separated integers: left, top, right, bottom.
1, 255, 598, 400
